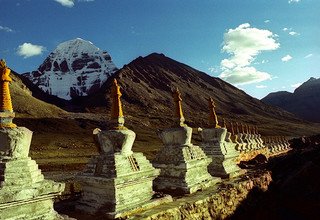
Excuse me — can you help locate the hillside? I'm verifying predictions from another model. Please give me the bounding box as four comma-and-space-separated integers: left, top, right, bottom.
262, 77, 320, 122
76, 53, 320, 137
10, 70, 67, 118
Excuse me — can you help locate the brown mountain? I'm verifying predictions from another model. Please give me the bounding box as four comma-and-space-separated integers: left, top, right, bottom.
77, 53, 320, 137
262, 77, 320, 123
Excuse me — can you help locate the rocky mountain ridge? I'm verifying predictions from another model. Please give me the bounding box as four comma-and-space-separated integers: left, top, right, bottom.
262, 77, 320, 122
76, 53, 320, 136
22, 38, 117, 100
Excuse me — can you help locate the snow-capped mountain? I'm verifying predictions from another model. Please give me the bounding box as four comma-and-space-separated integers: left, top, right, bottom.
23, 38, 117, 100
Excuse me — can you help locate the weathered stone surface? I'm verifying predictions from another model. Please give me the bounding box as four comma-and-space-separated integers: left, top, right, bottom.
200, 128, 244, 178
0, 127, 66, 220
153, 125, 220, 195
0, 127, 32, 159
76, 128, 164, 218
127, 171, 272, 220
95, 129, 135, 156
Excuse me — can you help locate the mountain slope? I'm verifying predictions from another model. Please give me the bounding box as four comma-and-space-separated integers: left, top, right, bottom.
79, 53, 320, 136
10, 70, 67, 118
22, 38, 117, 100
262, 77, 320, 122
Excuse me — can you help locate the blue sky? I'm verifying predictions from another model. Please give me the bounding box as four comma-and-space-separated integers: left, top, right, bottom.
0, 0, 319, 99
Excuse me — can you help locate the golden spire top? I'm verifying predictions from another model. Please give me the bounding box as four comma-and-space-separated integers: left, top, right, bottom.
235, 122, 240, 134
222, 118, 226, 128
110, 79, 125, 129
0, 59, 16, 128
230, 121, 235, 135
240, 123, 245, 133
208, 97, 220, 128
251, 125, 256, 135
172, 87, 185, 126
246, 124, 250, 134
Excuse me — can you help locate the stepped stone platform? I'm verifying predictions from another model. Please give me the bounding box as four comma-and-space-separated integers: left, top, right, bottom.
0, 127, 66, 220
200, 127, 244, 178
152, 91, 220, 195
0, 60, 67, 220
76, 79, 171, 219
76, 129, 166, 218
153, 125, 221, 194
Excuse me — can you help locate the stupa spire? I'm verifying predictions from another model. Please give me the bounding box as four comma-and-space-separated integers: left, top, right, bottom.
0, 59, 16, 128
110, 79, 126, 129
172, 87, 185, 126
208, 97, 220, 128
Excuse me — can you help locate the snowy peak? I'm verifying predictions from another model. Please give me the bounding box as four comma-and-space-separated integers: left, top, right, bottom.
54, 38, 98, 54
23, 38, 117, 100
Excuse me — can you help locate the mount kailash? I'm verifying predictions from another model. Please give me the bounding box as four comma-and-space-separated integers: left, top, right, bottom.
23, 38, 117, 100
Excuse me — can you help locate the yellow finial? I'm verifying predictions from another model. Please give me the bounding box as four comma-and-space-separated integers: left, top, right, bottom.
255, 126, 259, 134
246, 125, 249, 134
235, 122, 240, 134
240, 123, 245, 133
230, 121, 235, 135
251, 125, 256, 135
172, 87, 185, 126
208, 97, 220, 128
222, 118, 226, 128
110, 79, 125, 129
0, 59, 16, 128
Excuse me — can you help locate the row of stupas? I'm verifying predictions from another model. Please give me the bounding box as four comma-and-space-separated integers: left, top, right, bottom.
0, 59, 291, 219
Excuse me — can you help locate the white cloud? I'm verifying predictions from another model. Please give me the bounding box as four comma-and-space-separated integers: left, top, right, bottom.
289, 31, 300, 36
288, 0, 300, 3
219, 66, 271, 85
54, 0, 74, 7
17, 43, 45, 58
283, 27, 300, 36
256, 85, 267, 89
219, 23, 279, 85
0, 25, 13, 32
281, 55, 292, 62
304, 53, 313, 59
264, 20, 270, 23
291, 82, 302, 88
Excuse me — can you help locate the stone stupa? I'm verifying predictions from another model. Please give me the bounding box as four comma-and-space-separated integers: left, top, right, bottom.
153, 88, 220, 195
0, 59, 66, 219
199, 98, 243, 178
76, 79, 166, 218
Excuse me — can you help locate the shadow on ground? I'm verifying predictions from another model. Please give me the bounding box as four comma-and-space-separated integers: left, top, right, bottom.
229, 135, 320, 220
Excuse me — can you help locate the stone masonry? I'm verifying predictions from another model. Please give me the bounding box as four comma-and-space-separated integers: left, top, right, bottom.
0, 60, 66, 220
153, 89, 220, 195
76, 79, 164, 218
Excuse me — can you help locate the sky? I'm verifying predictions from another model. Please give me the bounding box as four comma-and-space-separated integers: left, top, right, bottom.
0, 0, 319, 99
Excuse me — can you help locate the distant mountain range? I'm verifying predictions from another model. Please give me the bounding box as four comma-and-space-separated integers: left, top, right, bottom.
22, 38, 117, 100
262, 77, 320, 122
